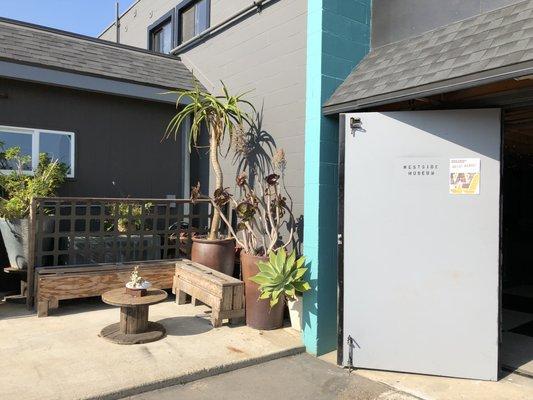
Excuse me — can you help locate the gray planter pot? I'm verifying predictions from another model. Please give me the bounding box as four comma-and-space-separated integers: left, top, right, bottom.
0, 218, 29, 270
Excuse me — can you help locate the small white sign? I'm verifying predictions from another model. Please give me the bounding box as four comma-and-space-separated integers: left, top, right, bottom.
449, 158, 480, 195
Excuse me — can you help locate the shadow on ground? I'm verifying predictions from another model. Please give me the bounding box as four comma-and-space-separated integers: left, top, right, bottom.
156, 316, 213, 336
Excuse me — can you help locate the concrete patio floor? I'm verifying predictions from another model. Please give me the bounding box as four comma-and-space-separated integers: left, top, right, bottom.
0, 296, 304, 400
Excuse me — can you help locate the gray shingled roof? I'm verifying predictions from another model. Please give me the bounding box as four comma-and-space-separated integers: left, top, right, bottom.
324, 0, 533, 113
0, 18, 197, 90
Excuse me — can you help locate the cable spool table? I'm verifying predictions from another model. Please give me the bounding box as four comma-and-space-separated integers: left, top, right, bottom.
100, 288, 168, 344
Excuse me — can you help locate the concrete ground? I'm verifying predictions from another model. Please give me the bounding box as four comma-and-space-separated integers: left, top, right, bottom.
319, 352, 533, 400
124, 354, 419, 400
3, 294, 533, 400
0, 297, 303, 400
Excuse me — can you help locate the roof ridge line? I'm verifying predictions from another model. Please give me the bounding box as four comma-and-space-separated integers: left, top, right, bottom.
0, 16, 182, 62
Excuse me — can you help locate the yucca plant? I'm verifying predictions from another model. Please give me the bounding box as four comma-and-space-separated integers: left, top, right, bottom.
163, 81, 254, 240
249, 248, 310, 308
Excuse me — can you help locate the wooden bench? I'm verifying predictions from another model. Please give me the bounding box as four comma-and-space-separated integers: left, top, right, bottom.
35, 260, 176, 317
172, 260, 245, 327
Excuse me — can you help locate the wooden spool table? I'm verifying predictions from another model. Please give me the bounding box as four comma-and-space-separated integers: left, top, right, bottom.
100, 288, 168, 345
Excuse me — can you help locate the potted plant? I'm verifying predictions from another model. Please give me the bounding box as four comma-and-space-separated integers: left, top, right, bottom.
164, 82, 254, 276
249, 248, 310, 331
208, 148, 297, 329
125, 266, 151, 297
0, 147, 67, 269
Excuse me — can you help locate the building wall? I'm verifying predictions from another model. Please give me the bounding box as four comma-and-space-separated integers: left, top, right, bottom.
0, 78, 183, 198
371, 0, 522, 47
100, 0, 272, 49
101, 0, 308, 245
303, 0, 371, 355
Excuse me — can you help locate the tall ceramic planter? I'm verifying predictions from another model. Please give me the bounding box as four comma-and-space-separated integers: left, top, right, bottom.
287, 294, 303, 332
241, 252, 285, 330
191, 237, 235, 276
0, 218, 29, 270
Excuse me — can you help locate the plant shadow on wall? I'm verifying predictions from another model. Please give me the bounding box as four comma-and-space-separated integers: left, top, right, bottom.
232, 105, 276, 188
232, 104, 304, 253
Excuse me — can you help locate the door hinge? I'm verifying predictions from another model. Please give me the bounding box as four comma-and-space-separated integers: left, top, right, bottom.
338, 233, 343, 245
349, 117, 365, 135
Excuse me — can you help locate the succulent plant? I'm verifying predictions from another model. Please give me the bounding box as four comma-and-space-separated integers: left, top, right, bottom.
249, 248, 310, 308
129, 266, 146, 288
213, 187, 231, 207
208, 148, 294, 256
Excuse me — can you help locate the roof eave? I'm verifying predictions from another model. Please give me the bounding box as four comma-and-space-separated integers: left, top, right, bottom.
0, 59, 190, 105
323, 61, 533, 115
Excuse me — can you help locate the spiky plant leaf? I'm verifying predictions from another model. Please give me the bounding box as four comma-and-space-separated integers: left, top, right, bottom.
275, 248, 286, 273
249, 274, 271, 285
285, 250, 296, 275
293, 266, 307, 280
259, 291, 271, 300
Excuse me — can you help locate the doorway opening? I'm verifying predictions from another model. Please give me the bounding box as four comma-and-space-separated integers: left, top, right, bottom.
501, 107, 533, 377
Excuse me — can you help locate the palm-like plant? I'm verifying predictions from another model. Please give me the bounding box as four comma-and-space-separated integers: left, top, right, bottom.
164, 81, 254, 240
249, 248, 310, 308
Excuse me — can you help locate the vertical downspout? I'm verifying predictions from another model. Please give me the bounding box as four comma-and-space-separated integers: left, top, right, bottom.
116, 1, 121, 44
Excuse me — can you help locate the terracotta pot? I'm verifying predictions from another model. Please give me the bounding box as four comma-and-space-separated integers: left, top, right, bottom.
240, 252, 285, 330
191, 237, 235, 276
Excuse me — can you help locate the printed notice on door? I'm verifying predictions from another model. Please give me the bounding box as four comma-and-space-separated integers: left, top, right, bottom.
449, 158, 480, 195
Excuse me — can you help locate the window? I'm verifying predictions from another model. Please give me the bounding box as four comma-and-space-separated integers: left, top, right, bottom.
148, 1, 210, 53
150, 18, 173, 53
0, 126, 75, 177
178, 0, 210, 44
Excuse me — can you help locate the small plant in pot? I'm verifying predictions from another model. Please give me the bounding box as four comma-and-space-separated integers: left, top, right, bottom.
0, 147, 67, 270
250, 248, 310, 332
209, 149, 297, 330
164, 81, 254, 276
125, 266, 151, 297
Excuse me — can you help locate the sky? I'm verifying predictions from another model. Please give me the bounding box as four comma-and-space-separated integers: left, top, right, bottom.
0, 0, 137, 37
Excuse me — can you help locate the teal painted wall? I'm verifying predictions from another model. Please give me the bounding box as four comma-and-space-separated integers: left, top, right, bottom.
303, 0, 371, 355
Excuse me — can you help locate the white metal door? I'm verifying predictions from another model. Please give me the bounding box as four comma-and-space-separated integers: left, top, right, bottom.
342, 110, 500, 381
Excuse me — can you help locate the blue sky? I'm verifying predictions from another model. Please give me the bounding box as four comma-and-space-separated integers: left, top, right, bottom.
0, 0, 136, 37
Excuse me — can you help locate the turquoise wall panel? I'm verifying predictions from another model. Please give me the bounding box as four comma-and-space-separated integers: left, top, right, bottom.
303, 0, 371, 355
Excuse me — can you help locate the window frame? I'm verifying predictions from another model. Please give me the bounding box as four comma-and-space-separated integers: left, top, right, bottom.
0, 125, 76, 178
147, 9, 176, 54
176, 0, 211, 45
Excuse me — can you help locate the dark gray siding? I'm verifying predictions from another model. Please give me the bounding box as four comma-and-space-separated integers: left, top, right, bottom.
371, 0, 522, 47
0, 78, 184, 198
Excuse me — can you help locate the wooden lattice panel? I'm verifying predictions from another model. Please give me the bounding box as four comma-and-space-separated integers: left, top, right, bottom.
27, 197, 233, 309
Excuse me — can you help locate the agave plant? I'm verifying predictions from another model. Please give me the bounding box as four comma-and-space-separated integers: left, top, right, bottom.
249, 248, 310, 308
163, 81, 254, 240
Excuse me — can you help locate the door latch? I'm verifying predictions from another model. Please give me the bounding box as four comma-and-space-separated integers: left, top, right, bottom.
346, 335, 360, 373
338, 233, 343, 245
347, 335, 355, 372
